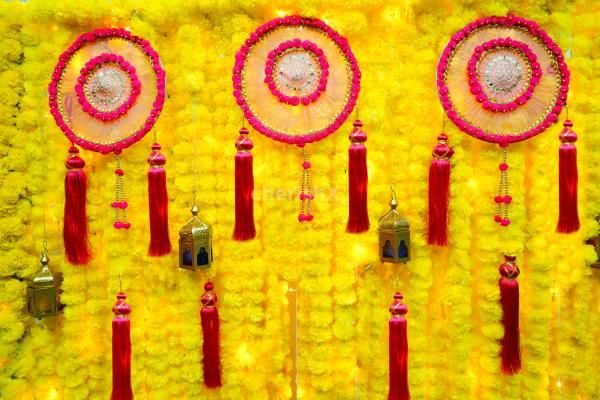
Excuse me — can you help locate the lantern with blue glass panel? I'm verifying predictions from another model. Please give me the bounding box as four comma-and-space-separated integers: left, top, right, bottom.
179, 203, 213, 270
379, 192, 410, 264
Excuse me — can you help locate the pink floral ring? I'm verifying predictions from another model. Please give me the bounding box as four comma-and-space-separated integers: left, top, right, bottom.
233, 16, 360, 146
437, 15, 570, 145
467, 38, 541, 113
75, 53, 141, 121
264, 39, 329, 106
48, 28, 166, 154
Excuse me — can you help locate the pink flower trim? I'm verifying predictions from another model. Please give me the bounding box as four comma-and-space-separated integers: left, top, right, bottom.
75, 53, 141, 121
48, 28, 166, 154
467, 38, 541, 113
233, 16, 360, 145
437, 15, 570, 145
264, 39, 329, 106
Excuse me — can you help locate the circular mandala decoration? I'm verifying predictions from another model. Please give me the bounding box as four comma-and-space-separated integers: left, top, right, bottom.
233, 16, 361, 145
49, 28, 166, 154
437, 15, 569, 145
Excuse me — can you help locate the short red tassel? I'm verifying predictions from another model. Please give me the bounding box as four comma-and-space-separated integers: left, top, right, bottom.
499, 255, 521, 375
389, 292, 409, 400
200, 281, 222, 388
112, 291, 133, 400
64, 146, 91, 265
557, 120, 580, 233
147, 143, 171, 256
427, 134, 454, 246
233, 127, 256, 241
347, 120, 370, 233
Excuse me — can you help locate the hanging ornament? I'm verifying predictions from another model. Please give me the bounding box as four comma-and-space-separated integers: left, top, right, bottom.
428, 133, 454, 246
178, 203, 213, 271
111, 289, 133, 400
436, 16, 570, 230
232, 15, 361, 238
27, 251, 61, 319
379, 188, 410, 264
388, 292, 409, 400
557, 119, 579, 233
347, 119, 369, 233
200, 281, 222, 388
147, 142, 171, 255
48, 28, 167, 263
498, 254, 521, 375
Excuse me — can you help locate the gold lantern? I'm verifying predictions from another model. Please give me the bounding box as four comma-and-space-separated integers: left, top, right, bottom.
379, 192, 410, 264
179, 203, 213, 270
27, 251, 59, 319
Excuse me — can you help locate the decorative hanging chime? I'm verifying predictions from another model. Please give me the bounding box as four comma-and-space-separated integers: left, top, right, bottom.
432, 15, 574, 240
498, 254, 521, 375
388, 292, 409, 400
200, 281, 222, 388
232, 15, 363, 240
27, 251, 60, 319
111, 289, 133, 400
178, 203, 213, 271
379, 190, 410, 264
48, 28, 168, 264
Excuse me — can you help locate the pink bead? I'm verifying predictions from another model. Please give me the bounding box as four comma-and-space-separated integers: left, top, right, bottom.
501, 218, 510, 226
494, 196, 502, 204
306, 214, 314, 221
302, 161, 311, 169
298, 214, 306, 222
113, 221, 124, 229
499, 163, 508, 171
494, 215, 502, 223
299, 194, 306, 200
115, 168, 124, 176
307, 194, 314, 200
503, 195, 512, 204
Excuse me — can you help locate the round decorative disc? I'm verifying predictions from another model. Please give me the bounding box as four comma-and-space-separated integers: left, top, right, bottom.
49, 29, 165, 154
233, 16, 361, 145
437, 16, 569, 145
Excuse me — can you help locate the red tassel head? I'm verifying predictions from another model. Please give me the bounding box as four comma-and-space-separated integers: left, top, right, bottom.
201, 281, 217, 307
147, 143, 166, 167
432, 134, 454, 160
499, 255, 520, 279
112, 292, 132, 317
389, 292, 408, 318
235, 127, 254, 151
66, 146, 86, 170
349, 120, 367, 143
559, 120, 577, 144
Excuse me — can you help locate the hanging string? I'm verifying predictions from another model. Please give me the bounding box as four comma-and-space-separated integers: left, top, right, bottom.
192, 101, 198, 205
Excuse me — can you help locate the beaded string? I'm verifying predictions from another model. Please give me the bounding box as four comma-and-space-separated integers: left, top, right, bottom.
298, 147, 314, 222
112, 153, 130, 229
494, 147, 511, 226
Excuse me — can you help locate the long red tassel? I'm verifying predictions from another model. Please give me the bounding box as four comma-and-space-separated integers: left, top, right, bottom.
147, 143, 171, 256
200, 281, 222, 388
389, 292, 409, 400
64, 146, 91, 265
499, 255, 521, 375
347, 120, 370, 233
233, 127, 256, 241
428, 134, 454, 246
112, 292, 133, 400
557, 120, 580, 233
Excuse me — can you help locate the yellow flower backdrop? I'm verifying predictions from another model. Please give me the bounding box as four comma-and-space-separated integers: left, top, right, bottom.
1, 0, 599, 399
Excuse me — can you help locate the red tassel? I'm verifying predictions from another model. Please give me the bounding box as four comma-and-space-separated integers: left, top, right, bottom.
427, 134, 454, 246
389, 292, 409, 400
147, 143, 171, 256
112, 292, 133, 400
557, 120, 580, 233
200, 281, 222, 388
64, 146, 91, 265
233, 127, 256, 241
499, 255, 521, 375
347, 120, 370, 233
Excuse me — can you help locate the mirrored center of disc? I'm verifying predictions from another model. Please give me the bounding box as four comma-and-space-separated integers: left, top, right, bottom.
274, 49, 320, 97
84, 65, 129, 112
